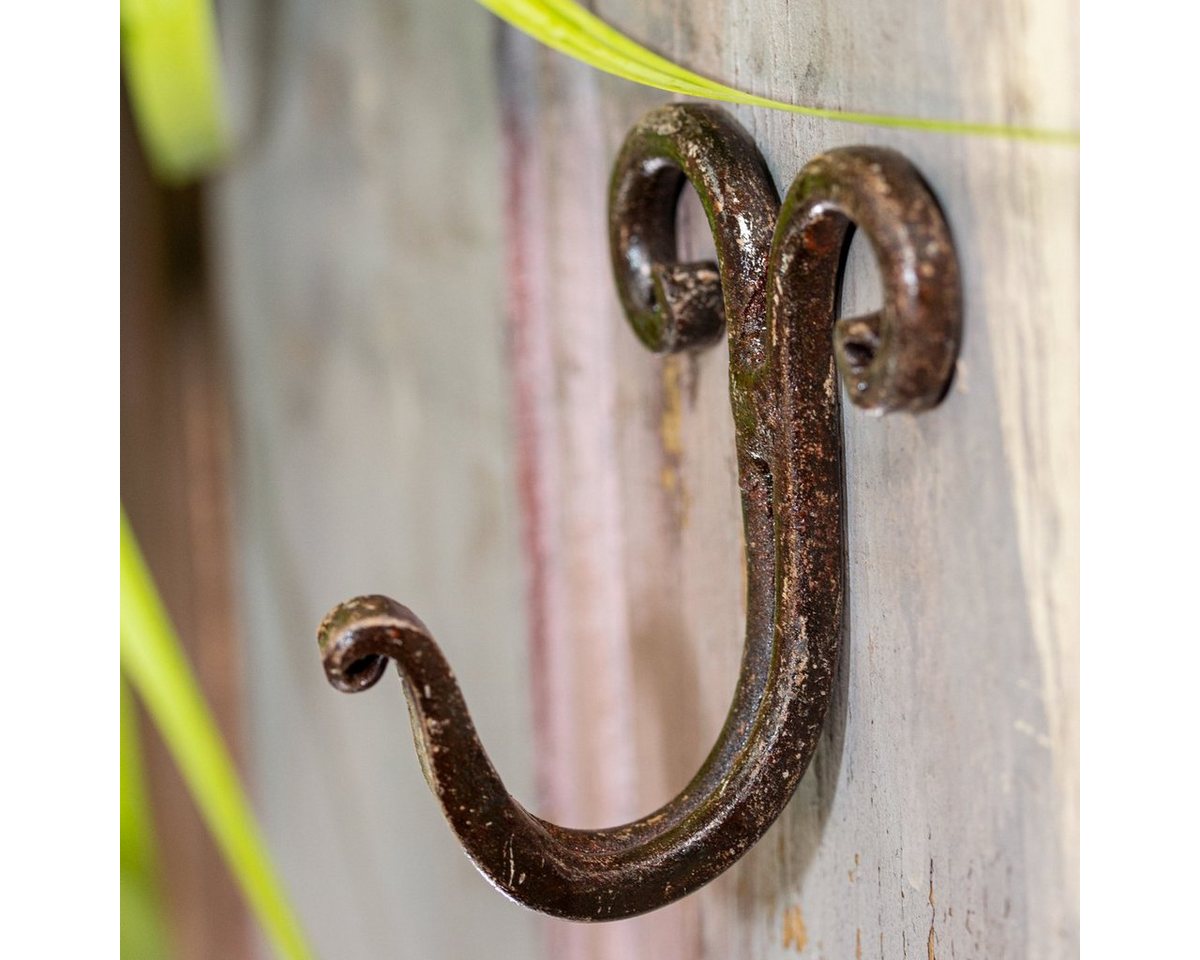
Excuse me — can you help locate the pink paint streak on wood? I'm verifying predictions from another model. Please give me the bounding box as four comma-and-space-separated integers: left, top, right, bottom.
500, 30, 639, 839
501, 43, 576, 823
499, 33, 692, 960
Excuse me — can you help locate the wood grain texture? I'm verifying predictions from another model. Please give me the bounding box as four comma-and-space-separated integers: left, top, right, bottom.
500, 0, 1077, 957
209, 1, 538, 956
211, 0, 1076, 956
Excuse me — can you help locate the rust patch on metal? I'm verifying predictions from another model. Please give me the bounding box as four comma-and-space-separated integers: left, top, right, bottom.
316, 104, 961, 920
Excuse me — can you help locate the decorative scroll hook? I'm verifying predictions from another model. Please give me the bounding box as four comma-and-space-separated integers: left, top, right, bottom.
317, 104, 961, 921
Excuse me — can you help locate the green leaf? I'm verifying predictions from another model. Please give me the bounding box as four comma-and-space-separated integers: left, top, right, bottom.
120, 509, 314, 960
120, 0, 228, 182
121, 678, 171, 959
482, 0, 1078, 144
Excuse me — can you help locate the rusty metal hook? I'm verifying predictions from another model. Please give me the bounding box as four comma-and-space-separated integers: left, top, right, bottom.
317, 104, 960, 921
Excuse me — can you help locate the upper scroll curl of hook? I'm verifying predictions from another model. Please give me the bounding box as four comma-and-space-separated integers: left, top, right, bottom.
316, 103, 961, 921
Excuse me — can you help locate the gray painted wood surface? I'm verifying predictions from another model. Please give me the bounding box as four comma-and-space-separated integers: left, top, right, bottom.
211, 0, 1077, 957
211, 1, 538, 957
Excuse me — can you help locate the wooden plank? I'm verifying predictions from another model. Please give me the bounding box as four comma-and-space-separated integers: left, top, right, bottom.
208, 1, 541, 957
499, 0, 1078, 956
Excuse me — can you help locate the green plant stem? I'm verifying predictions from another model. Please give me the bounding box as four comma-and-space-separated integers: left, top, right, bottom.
120, 509, 314, 960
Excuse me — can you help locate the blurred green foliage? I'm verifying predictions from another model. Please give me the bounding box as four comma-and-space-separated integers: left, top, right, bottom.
120, 0, 228, 182
121, 678, 171, 959
121, 511, 313, 960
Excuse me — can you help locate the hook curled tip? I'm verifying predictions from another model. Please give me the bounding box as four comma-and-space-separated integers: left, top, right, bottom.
318, 594, 428, 694
771, 146, 961, 415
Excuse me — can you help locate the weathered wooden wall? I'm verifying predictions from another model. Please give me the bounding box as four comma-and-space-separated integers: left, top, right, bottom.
211, 1, 539, 956
211, 0, 1077, 956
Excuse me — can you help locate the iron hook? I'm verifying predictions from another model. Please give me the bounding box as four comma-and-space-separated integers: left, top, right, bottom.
317, 104, 960, 920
